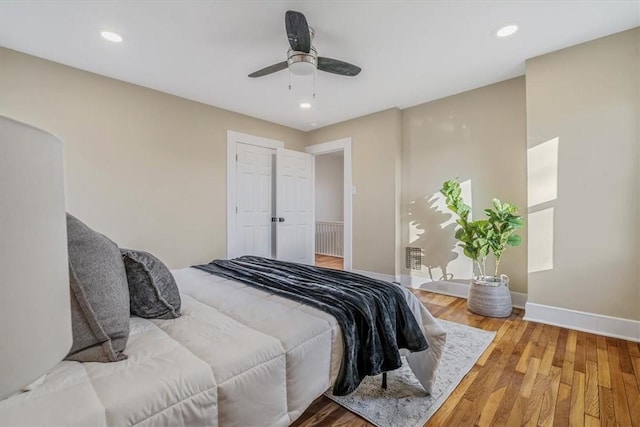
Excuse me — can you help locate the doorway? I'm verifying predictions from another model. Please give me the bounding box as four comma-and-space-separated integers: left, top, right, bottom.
227, 131, 314, 264
314, 151, 344, 270
306, 138, 353, 271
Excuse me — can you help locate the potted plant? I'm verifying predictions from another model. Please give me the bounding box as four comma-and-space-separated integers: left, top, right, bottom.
440, 179, 524, 317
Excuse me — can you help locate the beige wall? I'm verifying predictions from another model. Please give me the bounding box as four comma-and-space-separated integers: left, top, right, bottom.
306, 109, 403, 276
525, 29, 639, 320
401, 77, 528, 293
0, 47, 306, 269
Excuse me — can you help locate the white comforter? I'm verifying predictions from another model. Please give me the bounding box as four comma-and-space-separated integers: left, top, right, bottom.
0, 268, 446, 426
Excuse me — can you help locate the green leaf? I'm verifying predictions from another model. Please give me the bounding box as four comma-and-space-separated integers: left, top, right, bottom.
463, 246, 476, 260
492, 198, 502, 211
507, 234, 522, 246
508, 217, 525, 228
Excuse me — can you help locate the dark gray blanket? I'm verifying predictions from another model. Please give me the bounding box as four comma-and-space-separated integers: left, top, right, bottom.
193, 256, 428, 396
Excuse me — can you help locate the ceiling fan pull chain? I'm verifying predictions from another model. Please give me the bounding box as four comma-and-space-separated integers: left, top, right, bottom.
312, 70, 316, 98
288, 69, 292, 91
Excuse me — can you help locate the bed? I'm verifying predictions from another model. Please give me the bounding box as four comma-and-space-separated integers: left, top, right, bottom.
0, 267, 446, 426
0, 116, 446, 426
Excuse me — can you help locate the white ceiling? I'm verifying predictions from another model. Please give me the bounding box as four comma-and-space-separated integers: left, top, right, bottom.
1, 1, 638, 131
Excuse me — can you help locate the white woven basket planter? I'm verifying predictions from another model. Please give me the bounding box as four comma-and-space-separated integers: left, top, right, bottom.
467, 275, 512, 318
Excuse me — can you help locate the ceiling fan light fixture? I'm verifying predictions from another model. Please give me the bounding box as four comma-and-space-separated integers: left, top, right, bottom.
287, 47, 318, 76
495, 24, 518, 38
100, 31, 123, 42
289, 61, 316, 76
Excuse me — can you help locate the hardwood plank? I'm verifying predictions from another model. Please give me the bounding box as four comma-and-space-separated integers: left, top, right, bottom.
597, 346, 612, 389
292, 397, 343, 427
623, 372, 640, 427
537, 366, 562, 427
440, 398, 476, 427
569, 371, 586, 427
476, 385, 507, 427
599, 386, 616, 427
575, 331, 587, 374
476, 342, 496, 367
491, 370, 524, 425
462, 352, 506, 404
617, 338, 635, 375
553, 329, 569, 368
461, 354, 511, 424
540, 344, 557, 376
628, 340, 640, 358
586, 333, 598, 362
561, 330, 578, 385
530, 322, 544, 345
585, 360, 600, 418
585, 414, 601, 427
553, 383, 572, 427
608, 346, 633, 426
632, 356, 640, 387
505, 395, 528, 427
520, 357, 541, 398
516, 341, 534, 374
522, 372, 551, 427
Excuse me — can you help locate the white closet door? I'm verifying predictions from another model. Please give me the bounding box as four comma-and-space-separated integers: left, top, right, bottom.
275, 148, 314, 264
235, 142, 275, 258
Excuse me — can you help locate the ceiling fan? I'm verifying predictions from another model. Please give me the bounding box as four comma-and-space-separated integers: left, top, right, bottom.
248, 10, 362, 78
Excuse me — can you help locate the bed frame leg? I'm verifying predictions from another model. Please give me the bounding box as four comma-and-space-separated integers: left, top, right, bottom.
381, 372, 387, 389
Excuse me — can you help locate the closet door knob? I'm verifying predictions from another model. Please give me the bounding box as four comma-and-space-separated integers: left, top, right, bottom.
278, 217, 285, 222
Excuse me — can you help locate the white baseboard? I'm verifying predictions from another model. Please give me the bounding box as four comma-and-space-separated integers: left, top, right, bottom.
351, 269, 397, 283
524, 302, 640, 343
399, 275, 528, 309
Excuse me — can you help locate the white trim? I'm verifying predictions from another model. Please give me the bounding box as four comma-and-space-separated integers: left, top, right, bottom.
351, 269, 397, 283
399, 275, 528, 309
306, 138, 353, 271
226, 130, 284, 259
524, 302, 640, 343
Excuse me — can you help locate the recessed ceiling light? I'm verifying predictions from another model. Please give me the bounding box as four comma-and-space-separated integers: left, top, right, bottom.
309, 122, 318, 127
495, 24, 518, 38
101, 31, 123, 43
300, 102, 311, 109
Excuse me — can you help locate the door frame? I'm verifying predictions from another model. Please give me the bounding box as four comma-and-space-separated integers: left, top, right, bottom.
305, 138, 353, 271
226, 130, 284, 259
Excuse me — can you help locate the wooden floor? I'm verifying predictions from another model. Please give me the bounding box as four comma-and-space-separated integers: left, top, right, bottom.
315, 254, 344, 270
293, 287, 640, 426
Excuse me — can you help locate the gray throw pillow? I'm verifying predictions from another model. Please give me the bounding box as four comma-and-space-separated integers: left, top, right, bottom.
121, 250, 181, 319
65, 214, 129, 362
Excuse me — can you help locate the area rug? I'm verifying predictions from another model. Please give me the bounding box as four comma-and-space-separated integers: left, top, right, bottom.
324, 320, 495, 427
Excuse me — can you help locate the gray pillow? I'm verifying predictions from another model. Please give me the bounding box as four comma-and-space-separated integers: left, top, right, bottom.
65, 214, 129, 362
121, 250, 181, 319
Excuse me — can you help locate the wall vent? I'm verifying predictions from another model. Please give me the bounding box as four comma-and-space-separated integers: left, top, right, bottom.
405, 247, 423, 270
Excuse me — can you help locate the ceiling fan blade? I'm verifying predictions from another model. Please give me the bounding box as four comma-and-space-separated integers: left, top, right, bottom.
317, 57, 361, 76
248, 61, 288, 78
285, 10, 310, 53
